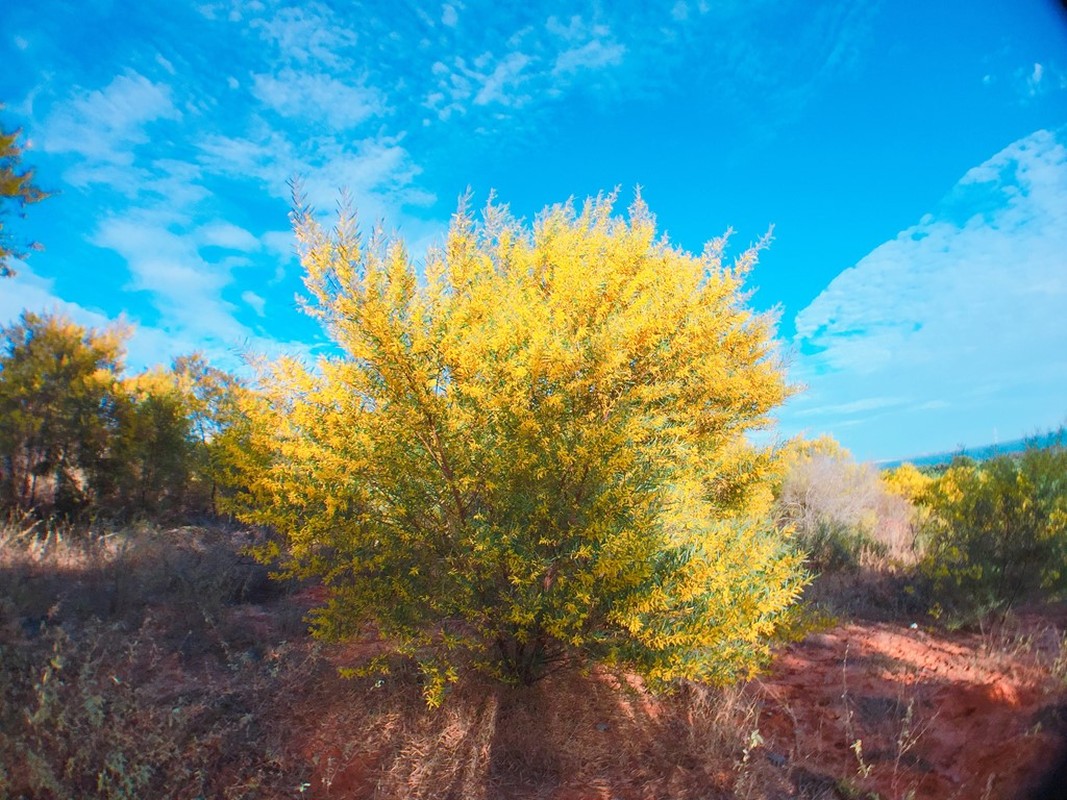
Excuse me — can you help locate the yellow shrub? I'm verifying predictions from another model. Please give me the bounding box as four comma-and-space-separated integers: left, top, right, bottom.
232, 191, 808, 700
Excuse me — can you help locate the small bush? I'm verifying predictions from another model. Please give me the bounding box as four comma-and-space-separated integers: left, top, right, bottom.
776, 441, 916, 573
919, 436, 1067, 614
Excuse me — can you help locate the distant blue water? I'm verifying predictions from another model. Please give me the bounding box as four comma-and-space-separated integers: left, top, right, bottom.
877, 430, 1064, 469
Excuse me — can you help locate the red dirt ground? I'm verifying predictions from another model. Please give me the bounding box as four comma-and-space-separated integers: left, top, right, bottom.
284, 599, 1067, 799
235, 584, 1067, 797
754, 613, 1067, 799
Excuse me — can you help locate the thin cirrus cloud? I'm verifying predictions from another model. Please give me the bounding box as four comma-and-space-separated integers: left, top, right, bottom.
251, 69, 385, 129
546, 15, 626, 75
782, 127, 1067, 458
40, 71, 181, 167
423, 13, 631, 120
195, 222, 261, 252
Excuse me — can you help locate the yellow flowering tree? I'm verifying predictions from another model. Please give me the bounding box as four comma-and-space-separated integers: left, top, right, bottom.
1, 119, 49, 278
235, 192, 807, 701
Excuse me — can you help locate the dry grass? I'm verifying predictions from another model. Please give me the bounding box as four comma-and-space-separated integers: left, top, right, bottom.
283, 653, 780, 799
7, 515, 1061, 799
0, 516, 312, 799
0, 517, 780, 800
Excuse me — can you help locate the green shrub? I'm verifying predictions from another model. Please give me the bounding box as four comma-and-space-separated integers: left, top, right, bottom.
919, 436, 1067, 613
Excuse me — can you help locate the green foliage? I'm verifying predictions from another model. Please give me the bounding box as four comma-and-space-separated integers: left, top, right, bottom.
0, 311, 245, 518
0, 117, 48, 277
231, 191, 808, 700
173, 353, 248, 514
0, 311, 127, 513
919, 436, 1067, 613
108, 369, 197, 514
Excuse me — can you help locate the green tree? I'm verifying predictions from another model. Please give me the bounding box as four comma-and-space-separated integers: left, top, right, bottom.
0, 312, 126, 511
108, 369, 195, 515
172, 353, 246, 514
1, 118, 48, 278
233, 192, 807, 702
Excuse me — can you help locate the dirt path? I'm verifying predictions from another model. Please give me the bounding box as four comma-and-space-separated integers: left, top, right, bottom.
755, 616, 1067, 799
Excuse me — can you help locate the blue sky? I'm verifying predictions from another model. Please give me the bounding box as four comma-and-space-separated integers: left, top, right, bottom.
1, 0, 1065, 462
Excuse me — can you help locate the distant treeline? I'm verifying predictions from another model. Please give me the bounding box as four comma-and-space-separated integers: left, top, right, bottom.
0, 311, 248, 518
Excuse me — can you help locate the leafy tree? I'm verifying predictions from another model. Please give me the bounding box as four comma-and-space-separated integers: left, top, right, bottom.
172, 353, 247, 514
233, 192, 806, 701
109, 369, 195, 514
0, 312, 126, 511
1, 118, 48, 278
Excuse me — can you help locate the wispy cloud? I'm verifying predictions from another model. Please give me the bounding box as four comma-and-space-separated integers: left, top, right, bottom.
547, 15, 625, 75
239, 1, 359, 68
783, 127, 1067, 458
252, 69, 385, 129
92, 212, 240, 335
5, 0, 887, 378
423, 13, 630, 120
196, 221, 261, 252
1018, 61, 1067, 100
41, 71, 181, 172
241, 290, 266, 317
0, 261, 217, 372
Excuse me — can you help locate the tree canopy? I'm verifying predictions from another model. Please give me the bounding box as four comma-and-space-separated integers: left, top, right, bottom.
0, 311, 245, 517
231, 191, 807, 702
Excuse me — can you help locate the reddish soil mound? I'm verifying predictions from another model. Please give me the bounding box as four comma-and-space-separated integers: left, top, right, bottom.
755, 615, 1067, 799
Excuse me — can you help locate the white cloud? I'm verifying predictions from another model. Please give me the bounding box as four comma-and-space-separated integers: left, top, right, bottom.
554, 38, 625, 75
472, 52, 532, 106
198, 129, 434, 221
261, 230, 295, 282
197, 130, 295, 192
422, 12, 634, 121
241, 290, 266, 316
92, 212, 242, 338
547, 15, 626, 75
252, 69, 384, 129
0, 262, 198, 372
42, 72, 181, 167
1012, 60, 1067, 101
0, 262, 113, 332
783, 128, 1067, 458
249, 3, 358, 68
85, 210, 313, 371
155, 54, 177, 76
261, 230, 294, 259
197, 221, 260, 251
14, 35, 29, 51
442, 4, 458, 27
791, 396, 907, 419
